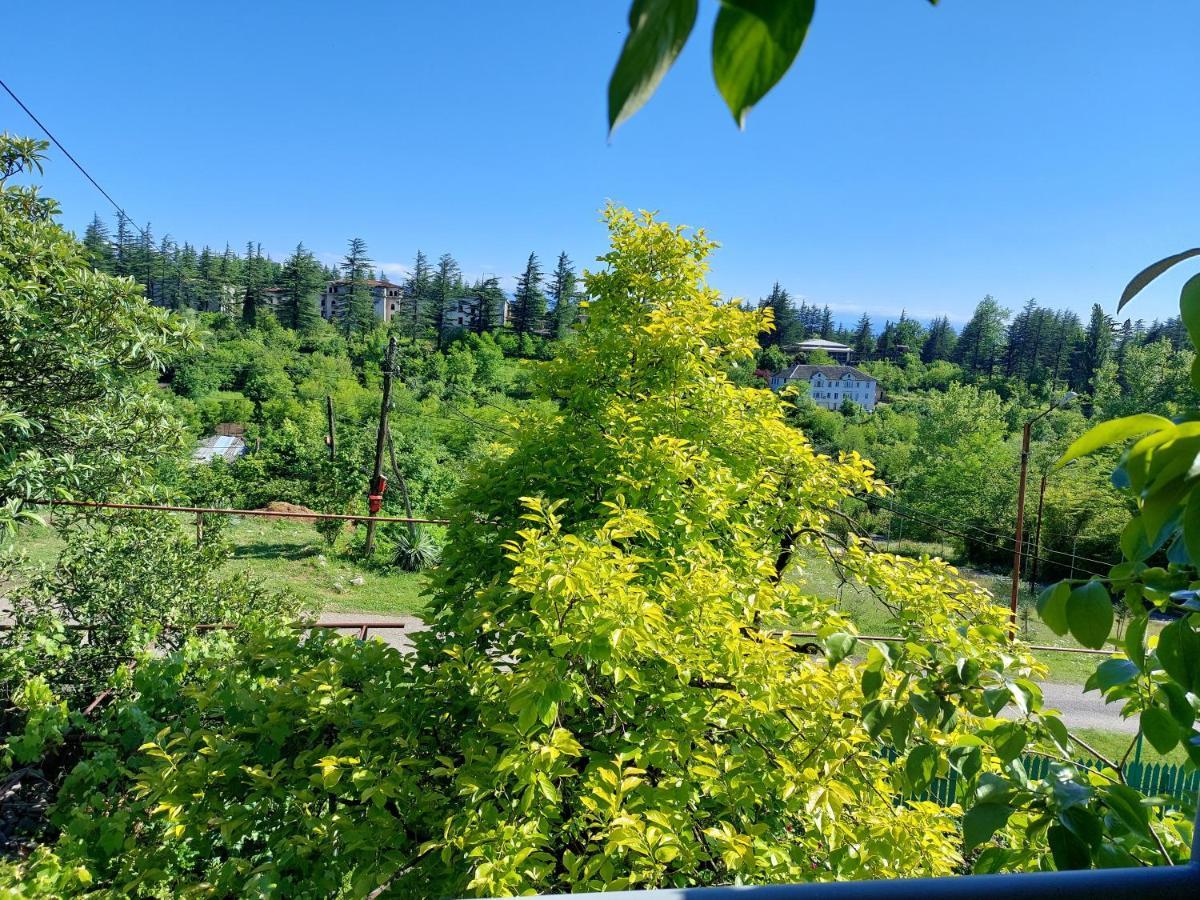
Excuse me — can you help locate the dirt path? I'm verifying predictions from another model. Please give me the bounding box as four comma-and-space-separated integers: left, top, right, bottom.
1034, 680, 1134, 734
315, 612, 427, 652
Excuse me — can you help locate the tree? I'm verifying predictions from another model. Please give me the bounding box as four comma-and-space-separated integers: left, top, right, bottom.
920, 315, 956, 362
402, 250, 433, 342
1072, 303, 1115, 392
510, 251, 546, 340
55, 207, 1044, 896
81, 213, 114, 273
759, 281, 799, 347
432, 252, 462, 349
340, 237, 375, 337
852, 313, 874, 359
547, 251, 579, 339
0, 135, 194, 534
278, 243, 324, 330
954, 295, 1009, 375
470, 276, 506, 333
241, 241, 264, 326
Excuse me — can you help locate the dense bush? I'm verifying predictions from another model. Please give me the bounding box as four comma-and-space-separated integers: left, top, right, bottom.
0, 513, 300, 769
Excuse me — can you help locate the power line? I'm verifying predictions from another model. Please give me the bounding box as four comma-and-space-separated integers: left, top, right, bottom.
857, 493, 1109, 581
0, 75, 147, 239
857, 492, 1114, 570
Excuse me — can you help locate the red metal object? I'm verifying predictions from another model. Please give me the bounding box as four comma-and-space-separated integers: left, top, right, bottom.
368, 494, 383, 514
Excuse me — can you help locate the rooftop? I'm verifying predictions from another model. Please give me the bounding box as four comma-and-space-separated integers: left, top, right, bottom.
776, 364, 875, 381
794, 338, 852, 351
192, 434, 247, 464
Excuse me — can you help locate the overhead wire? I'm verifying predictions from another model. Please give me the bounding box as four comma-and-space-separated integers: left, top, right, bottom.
854, 490, 1115, 570
0, 75, 148, 240
856, 493, 1110, 581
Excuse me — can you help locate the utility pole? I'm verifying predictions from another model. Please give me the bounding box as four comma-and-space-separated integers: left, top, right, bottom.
1010, 391, 1077, 639
326, 395, 336, 461
1010, 421, 1033, 640
1028, 471, 1049, 593
365, 336, 396, 556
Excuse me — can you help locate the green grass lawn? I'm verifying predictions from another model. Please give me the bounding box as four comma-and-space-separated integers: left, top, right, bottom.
1071, 728, 1189, 768
5, 515, 429, 617
220, 517, 428, 616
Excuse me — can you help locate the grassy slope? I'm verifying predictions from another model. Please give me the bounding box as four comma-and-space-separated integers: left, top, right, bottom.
7, 516, 428, 617
12, 521, 1178, 762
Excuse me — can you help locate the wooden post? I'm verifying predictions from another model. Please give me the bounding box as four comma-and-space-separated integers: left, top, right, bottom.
386, 427, 419, 542
1009, 421, 1032, 640
1028, 471, 1048, 594
365, 336, 397, 556
326, 395, 336, 460
195, 511, 204, 547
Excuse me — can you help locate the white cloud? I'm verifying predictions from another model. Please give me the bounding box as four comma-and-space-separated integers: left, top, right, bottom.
378, 261, 410, 279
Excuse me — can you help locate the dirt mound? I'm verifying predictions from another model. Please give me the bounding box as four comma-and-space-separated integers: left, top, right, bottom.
259, 501, 321, 524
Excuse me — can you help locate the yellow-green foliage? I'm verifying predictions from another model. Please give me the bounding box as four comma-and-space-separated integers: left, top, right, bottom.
29, 207, 1115, 897
408, 207, 1042, 894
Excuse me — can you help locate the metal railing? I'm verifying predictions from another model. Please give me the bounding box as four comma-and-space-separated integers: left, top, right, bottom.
515, 804, 1200, 898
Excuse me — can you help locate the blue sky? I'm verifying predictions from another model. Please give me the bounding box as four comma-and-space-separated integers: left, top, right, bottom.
4, 1, 1197, 324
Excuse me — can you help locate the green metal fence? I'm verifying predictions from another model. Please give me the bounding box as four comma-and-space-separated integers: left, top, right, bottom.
884, 748, 1200, 809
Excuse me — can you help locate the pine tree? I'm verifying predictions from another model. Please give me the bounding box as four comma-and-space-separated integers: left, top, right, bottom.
82, 213, 114, 273
891, 310, 925, 353
818, 305, 834, 339
432, 252, 462, 349
759, 282, 799, 347
341, 237, 375, 336
511, 251, 547, 339
279, 243, 324, 330
548, 251, 579, 340
954, 295, 1009, 375
920, 316, 957, 362
242, 241, 264, 326
402, 250, 433, 342
852, 314, 874, 359
1072, 303, 1115, 392
471, 277, 506, 333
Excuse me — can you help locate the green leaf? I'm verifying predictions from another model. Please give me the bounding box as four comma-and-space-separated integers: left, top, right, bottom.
1083, 658, 1138, 695
1183, 486, 1200, 565
1036, 581, 1070, 636
1099, 784, 1150, 838
1156, 681, 1195, 729
1124, 614, 1147, 670
1059, 806, 1103, 849
861, 698, 892, 739
890, 704, 915, 750
1043, 715, 1073, 756
860, 661, 883, 699
1117, 248, 1200, 312
608, 0, 699, 134
963, 803, 1013, 852
948, 744, 982, 780
992, 723, 1027, 764
824, 631, 857, 667
711, 0, 815, 129
905, 744, 938, 794
1139, 476, 1186, 545
1065, 581, 1113, 650
1155, 619, 1200, 693
1057, 414, 1172, 468
1048, 823, 1091, 870
1140, 706, 1180, 755
1179, 272, 1200, 352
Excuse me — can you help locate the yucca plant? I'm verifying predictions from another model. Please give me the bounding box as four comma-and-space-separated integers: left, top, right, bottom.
393, 526, 439, 572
